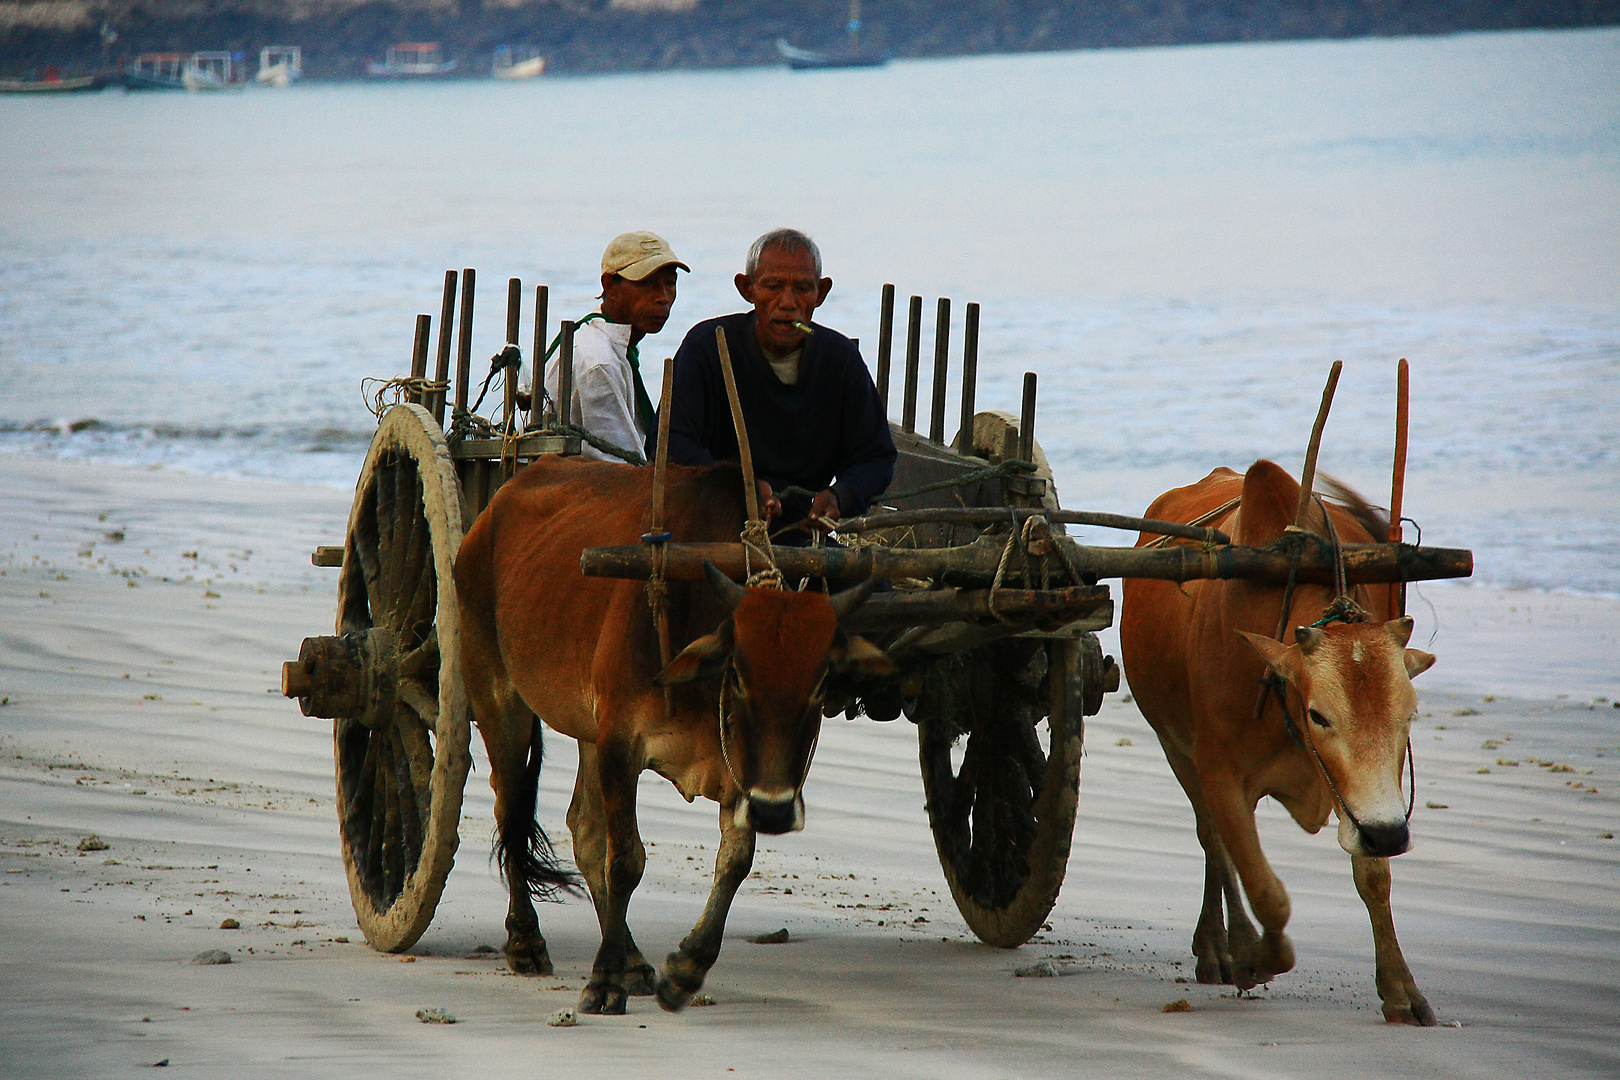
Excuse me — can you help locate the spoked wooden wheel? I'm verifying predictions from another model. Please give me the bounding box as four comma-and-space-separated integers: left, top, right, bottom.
914, 633, 1104, 947
324, 403, 471, 952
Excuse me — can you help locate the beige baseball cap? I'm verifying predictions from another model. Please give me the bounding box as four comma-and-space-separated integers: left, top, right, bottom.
601, 231, 690, 281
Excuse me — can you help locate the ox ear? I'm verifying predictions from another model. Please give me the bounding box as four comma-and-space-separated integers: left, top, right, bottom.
1404, 648, 1436, 679
828, 628, 897, 679
653, 622, 734, 686
1237, 629, 1299, 683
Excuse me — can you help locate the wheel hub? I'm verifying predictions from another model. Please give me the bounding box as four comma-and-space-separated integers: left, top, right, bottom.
282, 627, 399, 726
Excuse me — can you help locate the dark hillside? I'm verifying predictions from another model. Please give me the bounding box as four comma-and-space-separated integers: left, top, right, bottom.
4, 0, 1617, 79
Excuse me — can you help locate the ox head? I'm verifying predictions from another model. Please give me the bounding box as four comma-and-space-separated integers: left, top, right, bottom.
653, 562, 896, 835
1238, 617, 1436, 858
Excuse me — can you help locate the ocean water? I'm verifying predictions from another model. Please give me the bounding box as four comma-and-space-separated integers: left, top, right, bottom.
2, 28, 1617, 595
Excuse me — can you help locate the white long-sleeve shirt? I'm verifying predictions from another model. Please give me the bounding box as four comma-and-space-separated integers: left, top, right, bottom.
543, 314, 645, 463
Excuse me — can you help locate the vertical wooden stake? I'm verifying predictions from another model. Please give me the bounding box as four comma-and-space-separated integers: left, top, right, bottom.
1389, 358, 1410, 616
902, 294, 922, 433
557, 320, 575, 429
1018, 372, 1037, 464
503, 277, 521, 435
454, 267, 476, 418
715, 327, 761, 524
530, 285, 548, 429
432, 270, 457, 425
876, 283, 895, 411
1295, 360, 1343, 528
929, 297, 951, 444
409, 314, 432, 405
958, 301, 980, 454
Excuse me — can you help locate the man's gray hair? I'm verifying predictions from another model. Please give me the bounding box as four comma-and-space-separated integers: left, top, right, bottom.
745, 228, 822, 280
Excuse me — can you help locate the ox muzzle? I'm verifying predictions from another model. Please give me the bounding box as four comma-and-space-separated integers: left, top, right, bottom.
734, 790, 805, 835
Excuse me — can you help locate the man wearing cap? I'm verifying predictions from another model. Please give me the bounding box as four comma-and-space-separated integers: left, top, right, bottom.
544, 231, 687, 463
666, 228, 895, 533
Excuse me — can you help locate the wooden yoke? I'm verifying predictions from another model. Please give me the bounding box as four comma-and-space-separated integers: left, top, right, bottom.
1389, 359, 1410, 617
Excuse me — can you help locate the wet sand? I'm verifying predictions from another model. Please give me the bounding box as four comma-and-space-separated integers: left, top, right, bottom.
2, 457, 1617, 1078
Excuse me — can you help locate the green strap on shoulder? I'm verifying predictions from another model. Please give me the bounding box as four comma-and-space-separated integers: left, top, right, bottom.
547, 312, 656, 445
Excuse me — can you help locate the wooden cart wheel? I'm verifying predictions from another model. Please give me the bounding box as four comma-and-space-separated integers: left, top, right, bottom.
915, 630, 1104, 948
331, 403, 472, 952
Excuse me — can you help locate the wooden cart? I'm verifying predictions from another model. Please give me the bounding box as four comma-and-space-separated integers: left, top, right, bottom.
281, 272, 1473, 954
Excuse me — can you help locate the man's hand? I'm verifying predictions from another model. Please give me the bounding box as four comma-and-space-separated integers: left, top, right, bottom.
808, 488, 841, 534
756, 479, 782, 521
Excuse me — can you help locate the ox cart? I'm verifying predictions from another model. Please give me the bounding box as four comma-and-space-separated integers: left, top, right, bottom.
280, 271, 1473, 958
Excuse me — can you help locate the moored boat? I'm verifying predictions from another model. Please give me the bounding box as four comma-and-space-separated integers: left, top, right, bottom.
0, 68, 109, 94
256, 46, 303, 87
492, 45, 545, 80
125, 52, 245, 92
777, 0, 889, 70
367, 43, 457, 79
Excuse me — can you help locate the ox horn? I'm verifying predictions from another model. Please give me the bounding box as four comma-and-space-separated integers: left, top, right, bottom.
703, 560, 748, 612
828, 577, 879, 621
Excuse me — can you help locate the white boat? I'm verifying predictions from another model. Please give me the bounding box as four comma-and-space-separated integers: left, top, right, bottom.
181, 51, 246, 91
367, 43, 457, 79
256, 46, 302, 87
492, 45, 545, 80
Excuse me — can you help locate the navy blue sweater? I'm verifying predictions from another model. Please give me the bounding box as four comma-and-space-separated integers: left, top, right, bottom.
667, 312, 897, 524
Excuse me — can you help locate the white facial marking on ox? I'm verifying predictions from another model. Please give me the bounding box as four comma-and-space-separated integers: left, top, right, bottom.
1240, 617, 1436, 858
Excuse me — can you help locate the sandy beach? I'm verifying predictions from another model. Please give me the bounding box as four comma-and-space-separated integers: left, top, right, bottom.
3, 456, 1618, 1079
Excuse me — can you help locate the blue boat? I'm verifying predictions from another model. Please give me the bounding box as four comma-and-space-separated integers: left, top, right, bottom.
777, 1, 889, 70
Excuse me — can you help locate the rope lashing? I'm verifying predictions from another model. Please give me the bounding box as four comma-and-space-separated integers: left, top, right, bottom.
362, 375, 449, 421
470, 343, 523, 414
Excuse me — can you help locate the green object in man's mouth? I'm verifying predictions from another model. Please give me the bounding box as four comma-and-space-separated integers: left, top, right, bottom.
790, 321, 815, 336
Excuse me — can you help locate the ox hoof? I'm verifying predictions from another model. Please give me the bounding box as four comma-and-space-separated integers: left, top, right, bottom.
623, 962, 656, 997
1195, 958, 1231, 985
579, 980, 627, 1016
1383, 996, 1437, 1027
654, 976, 692, 1013
503, 936, 555, 977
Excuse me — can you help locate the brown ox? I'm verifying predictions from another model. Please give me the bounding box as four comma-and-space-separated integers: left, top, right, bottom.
1119, 460, 1438, 1025
453, 456, 892, 1015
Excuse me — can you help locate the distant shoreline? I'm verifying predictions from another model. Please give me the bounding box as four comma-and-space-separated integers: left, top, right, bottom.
3, 0, 1617, 80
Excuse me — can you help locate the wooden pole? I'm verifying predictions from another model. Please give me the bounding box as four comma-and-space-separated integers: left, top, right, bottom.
503, 277, 521, 434
409, 314, 431, 405
1019, 372, 1037, 464
651, 356, 677, 712
715, 327, 761, 523
835, 506, 1230, 545
1390, 358, 1410, 615
580, 537, 1474, 589
902, 294, 922, 433
1294, 360, 1343, 528
557, 320, 575, 429
929, 297, 950, 444
876, 283, 895, 411
454, 267, 476, 418
530, 285, 548, 429
432, 270, 457, 425
958, 302, 979, 453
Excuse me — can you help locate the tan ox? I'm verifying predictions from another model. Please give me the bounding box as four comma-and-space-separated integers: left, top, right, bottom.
1119, 460, 1438, 1025
454, 457, 891, 1015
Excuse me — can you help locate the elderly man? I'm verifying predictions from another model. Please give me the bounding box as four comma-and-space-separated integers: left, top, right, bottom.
545, 231, 687, 463
666, 229, 895, 532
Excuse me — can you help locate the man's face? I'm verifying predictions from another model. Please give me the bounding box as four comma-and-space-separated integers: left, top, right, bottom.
736, 247, 832, 356
601, 264, 679, 339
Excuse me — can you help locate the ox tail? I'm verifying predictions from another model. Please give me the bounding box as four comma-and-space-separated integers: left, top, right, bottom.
493, 714, 583, 903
